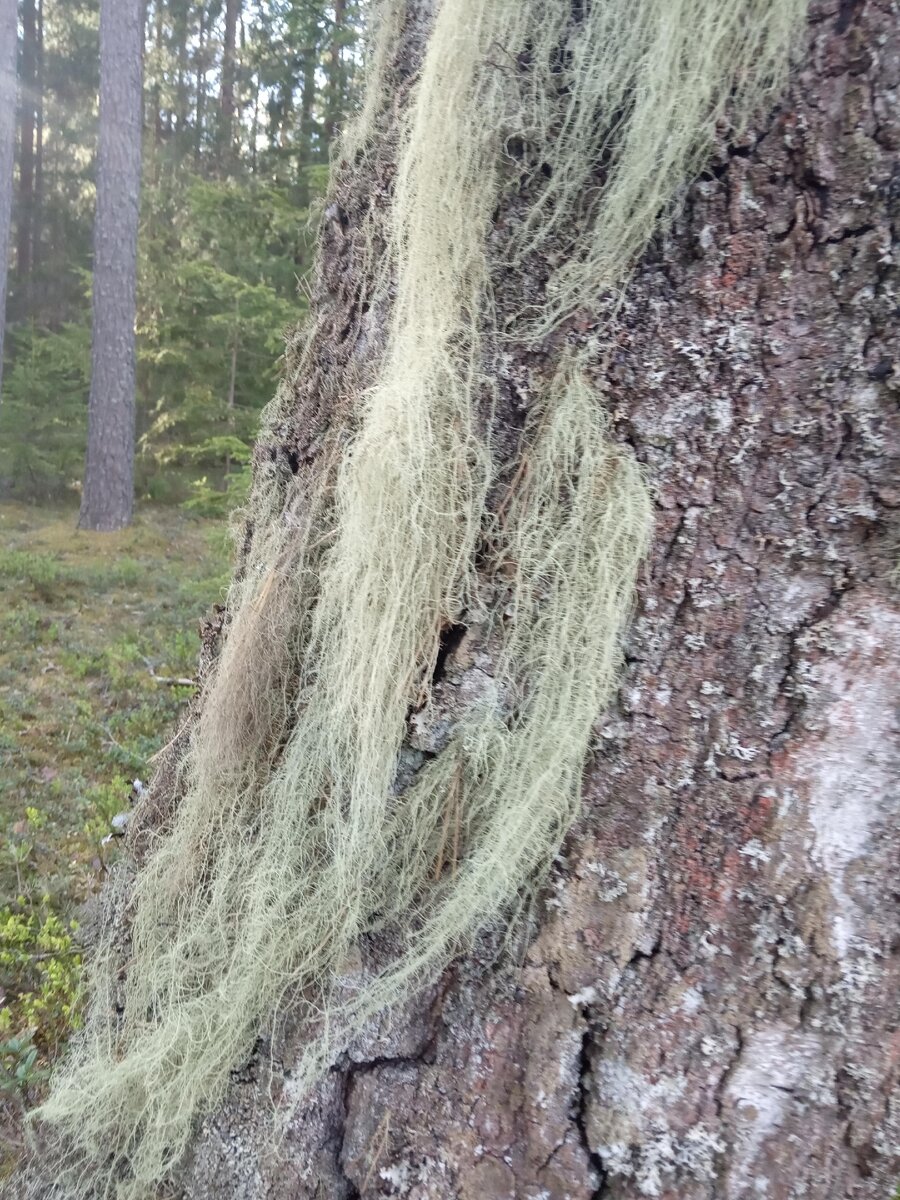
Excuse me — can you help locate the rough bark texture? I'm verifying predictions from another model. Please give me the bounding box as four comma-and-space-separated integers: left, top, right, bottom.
127, 2, 898, 1197
78, 0, 143, 531
0, 0, 18, 397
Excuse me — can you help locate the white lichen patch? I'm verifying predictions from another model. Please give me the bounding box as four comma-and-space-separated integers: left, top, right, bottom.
796, 598, 900, 959
723, 1022, 835, 1197
587, 1055, 728, 1195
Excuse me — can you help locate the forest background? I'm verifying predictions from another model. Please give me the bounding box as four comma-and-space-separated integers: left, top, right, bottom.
0, 0, 361, 1143
2, 0, 361, 509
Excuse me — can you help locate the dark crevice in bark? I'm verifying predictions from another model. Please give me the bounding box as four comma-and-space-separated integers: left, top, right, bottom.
430, 622, 468, 686
835, 0, 866, 34
337, 1065, 363, 1199
575, 1026, 609, 1200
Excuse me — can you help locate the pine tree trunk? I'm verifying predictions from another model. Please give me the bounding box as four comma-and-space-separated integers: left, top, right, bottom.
195, 4, 207, 159
219, 0, 240, 167
324, 0, 346, 144
153, 1, 164, 148
107, 1, 900, 1195
0, 0, 18, 397
14, 0, 35, 304
297, 45, 317, 206
175, 1, 189, 143
78, 0, 143, 532
31, 0, 42, 285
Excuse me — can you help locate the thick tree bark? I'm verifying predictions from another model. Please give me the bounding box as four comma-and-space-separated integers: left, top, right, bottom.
97, 1, 900, 1196
78, 0, 143, 532
0, 0, 18, 397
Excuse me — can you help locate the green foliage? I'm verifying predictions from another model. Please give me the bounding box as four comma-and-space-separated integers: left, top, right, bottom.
137, 169, 305, 492
0, 504, 228, 1108
0, 903, 82, 1055
0, 547, 143, 598
2, 0, 365, 507
0, 170, 311, 503
0, 1034, 51, 1101
0, 322, 92, 500
183, 466, 252, 516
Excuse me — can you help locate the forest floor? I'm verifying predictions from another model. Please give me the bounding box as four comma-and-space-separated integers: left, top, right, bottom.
0, 501, 229, 1172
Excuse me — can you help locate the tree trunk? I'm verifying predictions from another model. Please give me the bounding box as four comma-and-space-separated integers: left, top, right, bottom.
195, 3, 207, 160
297, 44, 317, 206
69, 0, 900, 1195
31, 0, 42, 279
218, 0, 239, 168
324, 0, 345, 144
78, 0, 143, 532
15, 0, 35, 302
249, 68, 259, 174
153, 1, 164, 148
0, 0, 17, 397
175, 0, 189, 143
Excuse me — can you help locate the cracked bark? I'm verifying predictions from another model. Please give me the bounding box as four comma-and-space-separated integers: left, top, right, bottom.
118, 2, 900, 1197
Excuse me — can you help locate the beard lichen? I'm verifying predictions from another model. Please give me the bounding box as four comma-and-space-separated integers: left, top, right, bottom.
37, 0, 806, 1194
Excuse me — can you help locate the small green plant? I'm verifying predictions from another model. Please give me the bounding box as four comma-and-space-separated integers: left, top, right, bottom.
0, 904, 83, 1054
0, 1034, 50, 1101
83, 776, 130, 827
0, 550, 64, 602
7, 841, 32, 894
24, 807, 47, 831
183, 465, 251, 517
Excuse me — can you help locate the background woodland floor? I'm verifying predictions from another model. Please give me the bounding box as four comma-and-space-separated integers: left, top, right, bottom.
0, 503, 228, 1175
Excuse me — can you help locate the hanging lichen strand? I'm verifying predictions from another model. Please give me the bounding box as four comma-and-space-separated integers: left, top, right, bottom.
38, 0, 806, 1194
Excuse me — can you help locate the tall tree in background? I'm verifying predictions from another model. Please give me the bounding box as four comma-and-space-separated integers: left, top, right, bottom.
78, 0, 143, 531
218, 0, 240, 167
15, 0, 36, 306
323, 0, 345, 144
0, 0, 17, 397
32, 0, 44, 285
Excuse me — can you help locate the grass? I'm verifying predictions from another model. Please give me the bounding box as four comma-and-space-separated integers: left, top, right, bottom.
0, 500, 229, 1173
